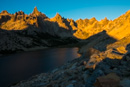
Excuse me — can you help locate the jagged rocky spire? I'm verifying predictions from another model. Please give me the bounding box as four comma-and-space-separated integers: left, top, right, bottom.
32, 6, 47, 18
55, 13, 62, 18
55, 13, 61, 17
53, 13, 62, 20
0, 10, 9, 15
32, 6, 40, 15
90, 17, 97, 21
100, 17, 109, 22
103, 17, 109, 21
33, 7, 40, 14
126, 10, 130, 14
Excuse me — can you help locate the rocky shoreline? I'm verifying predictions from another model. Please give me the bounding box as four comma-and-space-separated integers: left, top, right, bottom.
1, 7, 130, 87
10, 31, 130, 87
11, 45, 130, 87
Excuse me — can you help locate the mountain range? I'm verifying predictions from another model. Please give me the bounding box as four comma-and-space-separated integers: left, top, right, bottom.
1, 7, 130, 87
0, 7, 130, 54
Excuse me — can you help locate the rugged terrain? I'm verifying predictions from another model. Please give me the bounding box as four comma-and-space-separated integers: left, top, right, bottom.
1, 7, 130, 54
11, 32, 130, 87
0, 7, 79, 54
1, 7, 130, 87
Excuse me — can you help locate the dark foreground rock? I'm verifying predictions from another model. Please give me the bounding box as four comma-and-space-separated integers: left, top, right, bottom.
9, 31, 130, 87
11, 50, 130, 87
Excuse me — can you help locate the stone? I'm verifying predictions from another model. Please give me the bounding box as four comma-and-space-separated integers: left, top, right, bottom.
113, 68, 118, 72
52, 68, 58, 73
126, 56, 130, 61
120, 61, 127, 65
83, 61, 87, 65
85, 69, 104, 87
66, 84, 74, 87
120, 78, 130, 87
47, 84, 53, 87
94, 73, 120, 87
70, 63, 77, 70
71, 80, 77, 83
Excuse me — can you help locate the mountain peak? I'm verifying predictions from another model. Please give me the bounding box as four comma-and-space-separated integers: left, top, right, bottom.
55, 13, 62, 18
104, 17, 108, 20
52, 13, 63, 20
89, 17, 97, 24
100, 17, 109, 21
32, 6, 41, 16
90, 17, 97, 21
0, 10, 9, 15
33, 6, 39, 12
32, 6, 47, 18
125, 10, 130, 15
126, 10, 130, 13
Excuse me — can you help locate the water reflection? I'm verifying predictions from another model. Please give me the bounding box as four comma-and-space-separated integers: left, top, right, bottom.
0, 47, 80, 87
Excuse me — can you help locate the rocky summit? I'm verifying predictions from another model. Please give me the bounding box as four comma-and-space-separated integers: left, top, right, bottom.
1, 7, 130, 87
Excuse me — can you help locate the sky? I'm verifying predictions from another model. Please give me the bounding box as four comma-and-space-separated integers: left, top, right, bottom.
0, 0, 130, 21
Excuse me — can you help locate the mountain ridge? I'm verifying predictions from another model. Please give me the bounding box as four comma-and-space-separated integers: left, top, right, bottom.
0, 7, 130, 54
1, 7, 130, 40
1, 7, 130, 87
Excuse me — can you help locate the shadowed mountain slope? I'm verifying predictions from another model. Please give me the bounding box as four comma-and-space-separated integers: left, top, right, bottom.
11, 31, 130, 87
0, 7, 130, 54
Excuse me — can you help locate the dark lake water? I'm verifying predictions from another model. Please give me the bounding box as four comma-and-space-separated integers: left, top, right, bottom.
0, 47, 80, 87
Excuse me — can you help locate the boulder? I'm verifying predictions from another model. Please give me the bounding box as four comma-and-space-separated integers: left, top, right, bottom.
120, 78, 130, 87
94, 73, 120, 87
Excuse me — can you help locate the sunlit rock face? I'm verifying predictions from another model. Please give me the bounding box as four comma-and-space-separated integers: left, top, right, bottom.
0, 8, 130, 40
0, 7, 80, 53
1, 7, 130, 53
74, 10, 130, 40
3, 8, 130, 87
0, 7, 74, 38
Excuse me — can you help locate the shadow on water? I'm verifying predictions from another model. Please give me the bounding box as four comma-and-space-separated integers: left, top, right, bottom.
0, 47, 80, 87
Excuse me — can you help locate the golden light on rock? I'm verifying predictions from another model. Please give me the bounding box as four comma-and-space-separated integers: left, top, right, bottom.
0, 7, 130, 40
